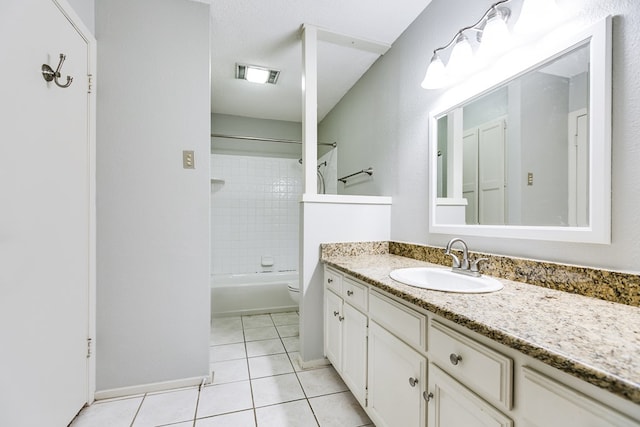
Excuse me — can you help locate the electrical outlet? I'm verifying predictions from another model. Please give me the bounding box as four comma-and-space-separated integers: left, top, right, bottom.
183, 150, 195, 169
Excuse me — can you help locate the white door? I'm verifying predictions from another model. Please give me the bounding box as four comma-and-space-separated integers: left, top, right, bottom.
462, 129, 479, 225
478, 120, 506, 225
341, 302, 367, 406
367, 321, 426, 427
568, 108, 589, 227
0, 0, 93, 425
324, 290, 343, 369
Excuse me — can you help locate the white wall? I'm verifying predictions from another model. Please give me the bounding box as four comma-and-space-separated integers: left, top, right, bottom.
300, 197, 391, 362
212, 113, 302, 158
318, 0, 640, 272
96, 0, 210, 391
520, 72, 569, 226
65, 0, 94, 35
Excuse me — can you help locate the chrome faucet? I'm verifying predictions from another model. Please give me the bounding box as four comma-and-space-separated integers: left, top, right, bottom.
444, 238, 487, 277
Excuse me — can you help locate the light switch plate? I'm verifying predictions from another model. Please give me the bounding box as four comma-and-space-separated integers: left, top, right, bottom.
183, 150, 195, 169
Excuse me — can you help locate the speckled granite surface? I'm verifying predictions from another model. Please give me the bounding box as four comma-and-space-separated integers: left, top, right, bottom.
390, 242, 640, 307
321, 241, 640, 307
320, 250, 640, 405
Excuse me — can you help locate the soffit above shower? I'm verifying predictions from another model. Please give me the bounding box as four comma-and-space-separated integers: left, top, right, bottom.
206, 0, 433, 123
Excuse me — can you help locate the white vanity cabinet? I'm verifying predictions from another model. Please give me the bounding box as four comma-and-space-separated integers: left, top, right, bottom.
323, 269, 368, 406
323, 265, 640, 427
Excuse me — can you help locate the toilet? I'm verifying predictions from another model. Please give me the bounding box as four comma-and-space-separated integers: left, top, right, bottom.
287, 280, 300, 305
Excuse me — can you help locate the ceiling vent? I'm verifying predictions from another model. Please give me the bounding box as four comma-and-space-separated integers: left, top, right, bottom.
236, 64, 280, 84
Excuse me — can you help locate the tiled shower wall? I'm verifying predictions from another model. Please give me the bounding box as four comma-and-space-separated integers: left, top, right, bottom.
211, 154, 302, 275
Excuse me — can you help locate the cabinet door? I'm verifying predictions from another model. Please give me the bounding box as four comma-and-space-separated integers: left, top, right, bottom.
427, 364, 513, 427
324, 289, 343, 370
342, 302, 368, 406
521, 367, 638, 427
368, 321, 426, 427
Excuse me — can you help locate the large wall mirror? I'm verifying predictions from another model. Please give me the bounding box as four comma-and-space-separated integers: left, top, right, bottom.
429, 17, 612, 243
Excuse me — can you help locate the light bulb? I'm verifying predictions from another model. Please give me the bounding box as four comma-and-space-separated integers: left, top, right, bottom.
515, 0, 560, 36
447, 34, 473, 78
245, 67, 270, 84
478, 12, 511, 61
421, 53, 446, 89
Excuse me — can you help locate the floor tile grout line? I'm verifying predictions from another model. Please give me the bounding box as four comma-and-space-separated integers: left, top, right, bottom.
271, 312, 323, 426
291, 352, 322, 427
192, 384, 202, 427
128, 393, 146, 427
243, 316, 260, 427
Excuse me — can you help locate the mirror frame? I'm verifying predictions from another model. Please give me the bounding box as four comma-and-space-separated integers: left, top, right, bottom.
428, 17, 612, 244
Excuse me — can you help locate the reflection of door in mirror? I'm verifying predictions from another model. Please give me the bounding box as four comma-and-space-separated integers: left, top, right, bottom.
463, 119, 506, 225
463, 129, 478, 224
479, 119, 506, 225
569, 108, 589, 226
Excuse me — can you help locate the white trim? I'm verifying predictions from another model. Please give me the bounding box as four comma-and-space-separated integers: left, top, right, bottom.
302, 194, 392, 205
435, 198, 468, 206
301, 24, 318, 195
316, 27, 391, 55
51, 0, 97, 404
429, 17, 612, 244
296, 354, 332, 370
94, 375, 211, 401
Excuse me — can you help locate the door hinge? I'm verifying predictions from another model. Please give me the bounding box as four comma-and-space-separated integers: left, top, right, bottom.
87, 74, 93, 94
86, 337, 93, 358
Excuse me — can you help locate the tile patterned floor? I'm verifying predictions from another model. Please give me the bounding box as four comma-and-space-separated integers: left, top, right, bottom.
71, 312, 373, 427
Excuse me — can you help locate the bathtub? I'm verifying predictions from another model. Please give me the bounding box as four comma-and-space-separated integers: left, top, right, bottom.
211, 271, 299, 317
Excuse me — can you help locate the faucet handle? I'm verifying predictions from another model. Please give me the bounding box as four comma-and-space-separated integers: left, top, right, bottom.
445, 251, 461, 268
470, 258, 488, 273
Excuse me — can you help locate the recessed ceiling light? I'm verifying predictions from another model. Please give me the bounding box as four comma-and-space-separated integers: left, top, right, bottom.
236, 63, 280, 84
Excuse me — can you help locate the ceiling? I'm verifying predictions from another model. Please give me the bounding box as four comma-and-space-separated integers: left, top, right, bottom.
205, 0, 433, 123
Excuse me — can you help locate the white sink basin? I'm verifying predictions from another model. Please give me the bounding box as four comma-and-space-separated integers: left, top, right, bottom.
389, 267, 503, 293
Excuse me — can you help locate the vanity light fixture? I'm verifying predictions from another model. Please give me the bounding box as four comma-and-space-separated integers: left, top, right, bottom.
421, 0, 517, 90
514, 0, 561, 35
235, 63, 280, 84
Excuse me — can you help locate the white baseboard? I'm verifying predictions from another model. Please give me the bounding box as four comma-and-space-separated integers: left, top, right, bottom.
297, 354, 331, 370
94, 374, 212, 401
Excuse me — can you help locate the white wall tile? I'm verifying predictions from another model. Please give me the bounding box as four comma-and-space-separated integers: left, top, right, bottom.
211, 154, 302, 275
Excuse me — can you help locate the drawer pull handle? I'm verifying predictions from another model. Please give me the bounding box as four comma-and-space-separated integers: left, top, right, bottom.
346, 290, 354, 296
328, 278, 333, 283
333, 311, 339, 317
423, 391, 434, 402
338, 316, 344, 322
408, 377, 419, 387
449, 353, 462, 365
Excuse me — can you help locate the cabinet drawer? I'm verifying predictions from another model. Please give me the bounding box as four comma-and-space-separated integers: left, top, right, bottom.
429, 320, 513, 410
343, 277, 368, 312
369, 291, 426, 351
325, 268, 342, 294
521, 367, 638, 427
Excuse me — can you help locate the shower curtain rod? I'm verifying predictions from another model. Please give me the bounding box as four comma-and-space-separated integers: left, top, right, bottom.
211, 133, 337, 148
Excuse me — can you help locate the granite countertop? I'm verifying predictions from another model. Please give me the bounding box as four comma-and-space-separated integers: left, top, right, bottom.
322, 253, 640, 405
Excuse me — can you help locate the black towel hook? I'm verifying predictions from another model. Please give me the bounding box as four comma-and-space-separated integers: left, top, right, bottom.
41, 53, 73, 88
